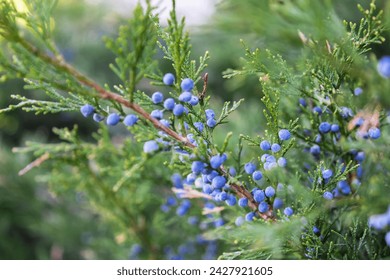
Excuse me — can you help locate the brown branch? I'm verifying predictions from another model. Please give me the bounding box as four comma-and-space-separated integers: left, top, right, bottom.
172, 186, 212, 200
199, 72, 208, 101
18, 152, 50, 176
230, 182, 275, 221
19, 40, 195, 148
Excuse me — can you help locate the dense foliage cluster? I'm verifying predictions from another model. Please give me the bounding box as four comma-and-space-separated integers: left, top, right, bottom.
1, 0, 390, 259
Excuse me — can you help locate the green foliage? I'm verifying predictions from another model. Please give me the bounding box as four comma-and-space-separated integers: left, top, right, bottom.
104, 2, 158, 100
0, 0, 390, 260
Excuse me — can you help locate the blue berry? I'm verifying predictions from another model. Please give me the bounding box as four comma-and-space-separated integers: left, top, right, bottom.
173, 104, 185, 116
265, 155, 276, 163
312, 106, 323, 115
340, 107, 354, 119
260, 140, 271, 151
163, 73, 175, 85
263, 162, 270, 170
252, 170, 263, 181
189, 96, 199, 106
238, 197, 248, 207
130, 244, 143, 257
355, 151, 365, 162
313, 226, 321, 235
368, 214, 389, 230
226, 195, 237, 206
229, 167, 237, 176
273, 198, 284, 209
354, 87, 363, 96
187, 216, 198, 225
355, 117, 364, 127
271, 143, 281, 153
151, 91, 164, 104
166, 196, 176, 206
151, 109, 163, 120
186, 173, 197, 184
337, 180, 351, 195
179, 91, 192, 102
210, 155, 224, 169
245, 212, 255, 222
261, 154, 270, 162
80, 104, 95, 117
250, 187, 260, 195
258, 201, 269, 213
160, 204, 170, 213
218, 192, 228, 201
181, 78, 194, 91
183, 122, 190, 131
163, 98, 175, 110
205, 109, 215, 120
310, 145, 321, 155
265, 186, 275, 197
93, 113, 104, 122
368, 127, 381, 139
143, 140, 159, 153
299, 98, 307, 107
202, 184, 213, 194
194, 122, 204, 132
235, 216, 245, 226
106, 113, 120, 126
319, 122, 331, 133
176, 205, 190, 216
123, 114, 138, 126
202, 174, 212, 184
214, 218, 225, 227
253, 190, 265, 203
278, 129, 291, 141
277, 157, 287, 167
377, 56, 390, 78
206, 118, 217, 128
192, 161, 205, 174
212, 176, 226, 189
186, 133, 196, 144
160, 119, 170, 127
207, 170, 219, 181
385, 232, 390, 246
322, 169, 333, 179
323, 191, 333, 200
244, 162, 256, 174
284, 207, 294, 216
356, 166, 363, 178
331, 124, 340, 132
171, 173, 184, 189
315, 134, 322, 143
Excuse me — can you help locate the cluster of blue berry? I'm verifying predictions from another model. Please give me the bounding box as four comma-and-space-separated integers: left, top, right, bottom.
80, 74, 204, 153
80, 103, 138, 126
159, 124, 296, 231
293, 56, 390, 249
298, 81, 382, 202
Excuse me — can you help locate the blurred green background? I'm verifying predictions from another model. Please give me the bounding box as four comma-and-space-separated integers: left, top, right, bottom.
1, 0, 390, 259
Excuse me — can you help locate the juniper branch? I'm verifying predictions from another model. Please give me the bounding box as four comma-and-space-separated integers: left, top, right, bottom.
17, 38, 195, 148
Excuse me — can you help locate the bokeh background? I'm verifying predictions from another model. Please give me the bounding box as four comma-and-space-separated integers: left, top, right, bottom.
1, 0, 390, 259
